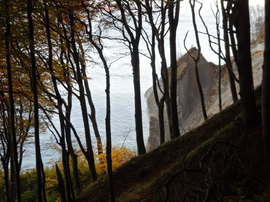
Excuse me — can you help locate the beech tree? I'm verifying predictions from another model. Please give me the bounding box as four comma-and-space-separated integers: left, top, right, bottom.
78, 40, 103, 156
43, 1, 75, 199
68, 6, 97, 181
143, 0, 171, 143
221, 0, 238, 103
232, 0, 257, 125
27, 0, 46, 200
262, 0, 270, 168
80, 2, 115, 200
188, 0, 208, 121
111, 0, 146, 155
0, 83, 11, 202
168, 0, 181, 138
48, 1, 101, 187
4, 0, 21, 201
0, 2, 47, 200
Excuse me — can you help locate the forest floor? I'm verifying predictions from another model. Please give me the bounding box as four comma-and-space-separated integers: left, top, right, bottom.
77, 87, 270, 202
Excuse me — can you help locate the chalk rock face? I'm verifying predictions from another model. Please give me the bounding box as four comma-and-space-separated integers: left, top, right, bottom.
174, 48, 218, 133
145, 46, 264, 151
146, 48, 218, 151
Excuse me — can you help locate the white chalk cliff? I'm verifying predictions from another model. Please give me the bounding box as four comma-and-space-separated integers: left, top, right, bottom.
145, 45, 264, 151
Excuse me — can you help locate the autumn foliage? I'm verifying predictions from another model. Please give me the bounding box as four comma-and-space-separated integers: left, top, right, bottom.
0, 146, 135, 201
95, 146, 136, 175
78, 146, 136, 176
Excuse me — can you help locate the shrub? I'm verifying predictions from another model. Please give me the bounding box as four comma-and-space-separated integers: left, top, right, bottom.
78, 146, 136, 176
95, 146, 136, 174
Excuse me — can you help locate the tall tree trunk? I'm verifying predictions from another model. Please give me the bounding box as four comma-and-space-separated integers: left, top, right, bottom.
115, 0, 146, 155
144, 0, 166, 145
262, 0, 270, 169
79, 43, 103, 155
104, 52, 115, 202
159, 35, 172, 141
83, 77, 103, 154
69, 11, 97, 181
189, 0, 208, 120
10, 157, 16, 201
59, 32, 81, 194
159, 43, 172, 140
26, 0, 46, 201
4, 0, 21, 201
0, 98, 10, 201
217, 14, 223, 111
65, 90, 81, 194
44, 3, 74, 200
80, 4, 115, 196
228, 1, 238, 67
2, 158, 10, 202
94, 50, 115, 202
132, 46, 146, 155
151, 27, 165, 144
57, 117, 74, 201
168, 0, 181, 138
160, 0, 173, 140
221, 0, 238, 103
65, 86, 81, 194
56, 164, 67, 202
144, 0, 172, 141
234, 0, 257, 125
61, 140, 74, 201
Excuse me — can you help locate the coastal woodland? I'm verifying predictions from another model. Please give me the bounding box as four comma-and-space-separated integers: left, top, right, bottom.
0, 0, 269, 201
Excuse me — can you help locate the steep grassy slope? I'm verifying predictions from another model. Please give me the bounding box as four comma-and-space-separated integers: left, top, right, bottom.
77, 88, 269, 202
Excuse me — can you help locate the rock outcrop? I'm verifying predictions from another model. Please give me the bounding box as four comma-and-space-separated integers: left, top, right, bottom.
146, 46, 263, 151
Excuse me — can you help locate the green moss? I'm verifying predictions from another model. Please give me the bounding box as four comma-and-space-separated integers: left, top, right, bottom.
185, 121, 240, 165
117, 179, 155, 202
